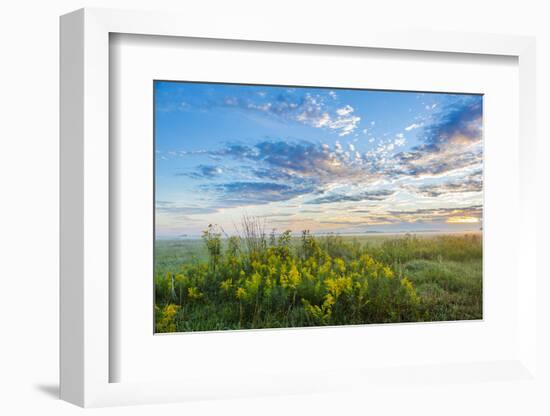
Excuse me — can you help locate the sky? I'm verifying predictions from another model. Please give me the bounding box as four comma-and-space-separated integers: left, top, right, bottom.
154, 81, 483, 238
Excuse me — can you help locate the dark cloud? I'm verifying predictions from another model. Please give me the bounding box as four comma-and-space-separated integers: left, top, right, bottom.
251, 167, 297, 182
387, 205, 482, 215
155, 201, 219, 215
250, 92, 303, 116
204, 181, 315, 205
392, 151, 481, 177
408, 170, 483, 197
390, 97, 483, 178
179, 164, 223, 179
197, 140, 366, 206
386, 205, 483, 222
210, 140, 363, 183
220, 91, 302, 118
254, 141, 342, 175
175, 141, 349, 206
212, 144, 256, 159
306, 189, 396, 204
422, 97, 483, 151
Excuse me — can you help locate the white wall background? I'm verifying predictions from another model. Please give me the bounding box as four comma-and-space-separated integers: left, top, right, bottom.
1, 1, 548, 415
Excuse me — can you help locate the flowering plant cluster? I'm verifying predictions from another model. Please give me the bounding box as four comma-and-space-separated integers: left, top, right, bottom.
155, 223, 425, 332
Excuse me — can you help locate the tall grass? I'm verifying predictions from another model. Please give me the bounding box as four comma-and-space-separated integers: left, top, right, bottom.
155, 218, 482, 332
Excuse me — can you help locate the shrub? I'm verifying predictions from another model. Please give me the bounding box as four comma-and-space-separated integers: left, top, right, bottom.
155, 304, 180, 332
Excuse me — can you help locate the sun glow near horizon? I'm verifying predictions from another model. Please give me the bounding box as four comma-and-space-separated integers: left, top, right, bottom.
446, 216, 480, 224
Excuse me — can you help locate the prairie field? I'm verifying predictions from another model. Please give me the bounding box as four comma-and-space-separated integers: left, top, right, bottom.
154, 223, 482, 333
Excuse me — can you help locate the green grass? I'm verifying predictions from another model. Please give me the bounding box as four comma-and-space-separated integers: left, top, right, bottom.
154, 229, 482, 333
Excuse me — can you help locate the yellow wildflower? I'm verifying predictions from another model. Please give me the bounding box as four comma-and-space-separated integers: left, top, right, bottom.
187, 287, 203, 300
156, 304, 179, 333
220, 279, 232, 291
236, 287, 247, 301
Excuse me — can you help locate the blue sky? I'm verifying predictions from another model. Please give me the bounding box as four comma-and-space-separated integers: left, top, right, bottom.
155, 81, 483, 238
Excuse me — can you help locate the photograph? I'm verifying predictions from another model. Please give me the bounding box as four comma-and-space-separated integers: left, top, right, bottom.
2, 0, 542, 412
154, 81, 483, 333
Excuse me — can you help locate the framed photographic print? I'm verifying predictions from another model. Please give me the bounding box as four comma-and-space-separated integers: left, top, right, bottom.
153, 81, 483, 333
60, 7, 540, 409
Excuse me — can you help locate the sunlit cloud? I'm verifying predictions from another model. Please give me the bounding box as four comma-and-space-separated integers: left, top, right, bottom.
446, 216, 479, 224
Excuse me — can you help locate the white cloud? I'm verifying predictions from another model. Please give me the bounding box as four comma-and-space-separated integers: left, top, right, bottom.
395, 137, 406, 147
323, 105, 361, 136
336, 105, 354, 116
248, 102, 273, 112
405, 122, 423, 131
225, 92, 361, 136
335, 116, 361, 136
311, 112, 331, 128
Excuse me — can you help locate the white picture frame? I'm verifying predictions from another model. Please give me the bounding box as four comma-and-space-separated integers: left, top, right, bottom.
60, 7, 538, 408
